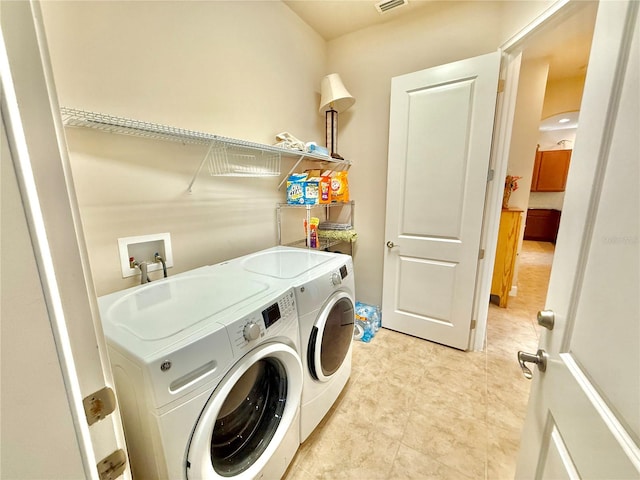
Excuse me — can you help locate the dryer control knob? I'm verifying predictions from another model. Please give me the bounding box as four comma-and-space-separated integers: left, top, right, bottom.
331, 272, 342, 286
243, 322, 261, 341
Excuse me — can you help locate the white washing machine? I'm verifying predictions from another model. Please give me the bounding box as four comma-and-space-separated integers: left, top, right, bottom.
230, 247, 355, 442
98, 265, 303, 480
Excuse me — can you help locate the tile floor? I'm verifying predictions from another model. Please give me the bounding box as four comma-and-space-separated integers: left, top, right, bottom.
283, 240, 555, 479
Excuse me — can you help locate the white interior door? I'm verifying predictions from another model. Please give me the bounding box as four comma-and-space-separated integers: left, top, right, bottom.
516, 1, 640, 477
382, 52, 500, 350
1, 2, 130, 478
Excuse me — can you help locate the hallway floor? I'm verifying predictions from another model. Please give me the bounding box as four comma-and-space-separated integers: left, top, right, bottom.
283, 240, 555, 479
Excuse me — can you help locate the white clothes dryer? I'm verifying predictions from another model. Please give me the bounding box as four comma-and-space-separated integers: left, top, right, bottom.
232, 247, 355, 442
98, 265, 303, 480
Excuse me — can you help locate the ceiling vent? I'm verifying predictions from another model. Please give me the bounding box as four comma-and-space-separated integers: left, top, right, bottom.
375, 0, 409, 14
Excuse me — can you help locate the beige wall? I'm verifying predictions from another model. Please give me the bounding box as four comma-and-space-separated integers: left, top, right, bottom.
41, 1, 327, 295
42, 0, 551, 301
530, 76, 585, 211
504, 58, 550, 290
326, 1, 553, 305
541, 74, 586, 119
507, 59, 550, 213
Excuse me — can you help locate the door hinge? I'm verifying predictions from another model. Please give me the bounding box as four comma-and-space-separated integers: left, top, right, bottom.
97, 449, 127, 480
470, 319, 477, 330
479, 248, 485, 260
487, 168, 495, 181
497, 79, 505, 93
83, 386, 116, 426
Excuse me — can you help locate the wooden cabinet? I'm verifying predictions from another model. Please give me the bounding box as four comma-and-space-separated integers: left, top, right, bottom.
531, 148, 572, 192
524, 209, 561, 243
491, 209, 522, 308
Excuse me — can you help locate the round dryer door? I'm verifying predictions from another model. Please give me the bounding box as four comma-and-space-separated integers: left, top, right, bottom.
308, 291, 355, 382
186, 343, 302, 479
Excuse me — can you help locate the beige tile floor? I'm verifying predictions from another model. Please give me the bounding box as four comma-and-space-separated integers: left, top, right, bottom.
283, 240, 555, 479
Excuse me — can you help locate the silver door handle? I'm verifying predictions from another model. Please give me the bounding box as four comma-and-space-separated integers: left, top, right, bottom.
386, 241, 399, 249
517, 349, 548, 379
537, 310, 555, 330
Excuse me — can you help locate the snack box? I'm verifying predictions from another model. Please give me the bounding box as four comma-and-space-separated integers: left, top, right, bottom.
287, 173, 331, 205
304, 169, 322, 178
306, 176, 332, 204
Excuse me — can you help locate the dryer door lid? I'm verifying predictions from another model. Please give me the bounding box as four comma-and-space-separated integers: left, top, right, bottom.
308, 292, 355, 381
186, 343, 302, 479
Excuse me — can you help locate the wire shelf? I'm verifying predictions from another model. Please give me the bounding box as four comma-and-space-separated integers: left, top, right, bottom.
60, 107, 346, 161
60, 107, 212, 145
60, 107, 350, 187
285, 238, 349, 250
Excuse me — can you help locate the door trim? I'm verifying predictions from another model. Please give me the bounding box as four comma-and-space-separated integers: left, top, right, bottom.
472, 0, 587, 351
1, 2, 130, 476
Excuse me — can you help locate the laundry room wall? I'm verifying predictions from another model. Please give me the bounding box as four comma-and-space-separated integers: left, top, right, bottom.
541, 74, 586, 120
324, 0, 554, 306
529, 75, 585, 214
40, 1, 327, 295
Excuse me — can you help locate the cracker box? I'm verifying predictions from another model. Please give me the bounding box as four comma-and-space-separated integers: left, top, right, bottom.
303, 177, 320, 205
305, 176, 331, 204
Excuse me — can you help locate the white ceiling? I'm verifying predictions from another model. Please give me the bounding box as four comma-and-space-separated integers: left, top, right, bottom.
283, 0, 435, 42
283, 0, 597, 81
519, 2, 597, 81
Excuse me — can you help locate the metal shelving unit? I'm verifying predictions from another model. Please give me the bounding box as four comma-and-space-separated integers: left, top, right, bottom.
60, 107, 349, 191
276, 201, 355, 255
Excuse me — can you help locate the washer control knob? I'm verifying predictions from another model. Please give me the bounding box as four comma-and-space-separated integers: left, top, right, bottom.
243, 322, 261, 342
331, 272, 342, 286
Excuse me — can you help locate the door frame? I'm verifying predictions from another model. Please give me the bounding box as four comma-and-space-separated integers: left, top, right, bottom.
472, 0, 575, 351
517, 0, 640, 473
1, 1, 130, 477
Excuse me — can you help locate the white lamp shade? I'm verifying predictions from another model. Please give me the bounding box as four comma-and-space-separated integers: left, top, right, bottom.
319, 73, 355, 114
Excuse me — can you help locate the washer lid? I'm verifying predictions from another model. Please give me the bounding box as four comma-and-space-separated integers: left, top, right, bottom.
101, 272, 269, 341
241, 249, 334, 279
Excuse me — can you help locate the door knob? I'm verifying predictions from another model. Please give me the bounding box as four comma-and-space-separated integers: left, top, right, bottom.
386, 241, 399, 248
537, 310, 555, 330
517, 349, 548, 379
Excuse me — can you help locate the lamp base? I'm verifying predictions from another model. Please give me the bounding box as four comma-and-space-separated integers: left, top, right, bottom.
325, 109, 339, 158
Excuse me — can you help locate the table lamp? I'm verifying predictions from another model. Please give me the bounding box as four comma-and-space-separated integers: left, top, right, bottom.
319, 73, 355, 159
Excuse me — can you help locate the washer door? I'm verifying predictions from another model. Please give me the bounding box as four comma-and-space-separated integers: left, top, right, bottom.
186, 343, 302, 479
308, 291, 355, 382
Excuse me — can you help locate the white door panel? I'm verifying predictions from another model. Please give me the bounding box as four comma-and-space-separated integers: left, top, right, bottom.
516, 1, 640, 477
383, 52, 500, 350
396, 257, 456, 323
402, 80, 475, 238
539, 424, 580, 480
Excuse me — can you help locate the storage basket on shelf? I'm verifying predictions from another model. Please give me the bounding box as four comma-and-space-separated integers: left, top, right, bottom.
207, 142, 281, 177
